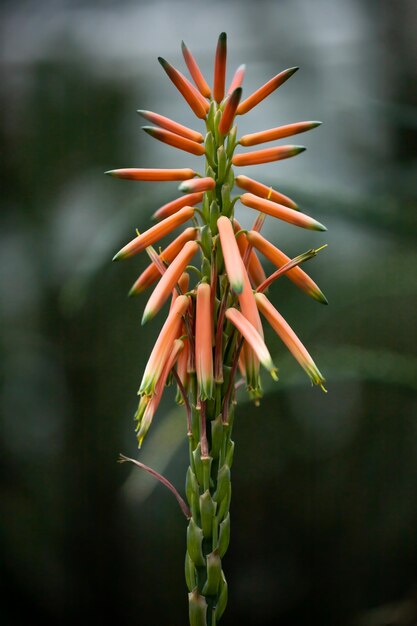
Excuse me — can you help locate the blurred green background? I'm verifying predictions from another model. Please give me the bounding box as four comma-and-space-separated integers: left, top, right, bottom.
1, 1, 417, 624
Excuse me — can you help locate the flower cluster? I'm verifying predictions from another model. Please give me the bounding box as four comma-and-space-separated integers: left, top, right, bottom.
109, 32, 327, 626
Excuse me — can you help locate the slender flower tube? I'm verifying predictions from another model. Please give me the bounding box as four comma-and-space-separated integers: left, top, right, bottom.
143, 126, 206, 156
195, 283, 214, 400
137, 110, 204, 143
170, 272, 190, 310
213, 32, 227, 102
179, 176, 215, 193
181, 41, 211, 98
142, 241, 199, 324
139, 294, 190, 396
241, 193, 327, 231
158, 57, 209, 118
129, 229, 197, 296
225, 308, 277, 379
217, 216, 245, 294
232, 145, 305, 167
239, 121, 322, 146
233, 219, 266, 288
113, 207, 195, 261
153, 192, 204, 221
219, 88, 242, 135
105, 168, 195, 181
255, 293, 326, 387
237, 66, 298, 115
235, 174, 298, 210
228, 64, 246, 94
137, 339, 185, 447
246, 230, 328, 303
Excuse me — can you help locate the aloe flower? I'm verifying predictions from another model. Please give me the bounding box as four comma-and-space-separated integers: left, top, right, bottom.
109, 33, 327, 626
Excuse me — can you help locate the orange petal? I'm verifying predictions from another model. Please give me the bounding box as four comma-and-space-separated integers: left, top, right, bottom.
105, 168, 195, 181
153, 192, 204, 221
137, 110, 204, 143
142, 241, 199, 324
232, 145, 305, 166
113, 206, 195, 261
240, 193, 327, 231
237, 67, 298, 115
143, 126, 206, 156
195, 283, 214, 399
233, 219, 266, 288
213, 32, 227, 103
228, 64, 246, 95
158, 57, 208, 118
129, 229, 197, 296
218, 88, 242, 135
181, 41, 211, 98
235, 174, 298, 210
239, 121, 322, 147
217, 216, 245, 294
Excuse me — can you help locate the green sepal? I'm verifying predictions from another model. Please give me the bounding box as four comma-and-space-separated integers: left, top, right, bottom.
185, 552, 197, 592
186, 466, 200, 505
218, 513, 230, 558
191, 405, 200, 444
207, 101, 216, 132
202, 549, 222, 596
227, 167, 234, 189
187, 518, 205, 567
213, 110, 222, 146
217, 480, 231, 521
225, 440, 235, 468
202, 193, 210, 223
205, 132, 215, 167
210, 414, 224, 460
201, 257, 211, 282
215, 238, 224, 274
200, 490, 217, 538
200, 225, 212, 259
221, 184, 231, 216
192, 442, 204, 486
217, 146, 227, 183
215, 572, 228, 621
226, 125, 237, 159
206, 165, 216, 179
189, 588, 208, 626
214, 464, 230, 503
209, 201, 220, 234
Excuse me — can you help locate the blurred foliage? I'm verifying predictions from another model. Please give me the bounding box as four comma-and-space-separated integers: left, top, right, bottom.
1, 1, 417, 625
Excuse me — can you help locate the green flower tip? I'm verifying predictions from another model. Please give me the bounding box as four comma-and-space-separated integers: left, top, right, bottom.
291, 145, 306, 156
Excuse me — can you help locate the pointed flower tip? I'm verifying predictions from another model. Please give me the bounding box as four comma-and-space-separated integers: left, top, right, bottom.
314, 221, 327, 232
292, 145, 306, 155
141, 309, 154, 326
270, 368, 279, 382
112, 250, 125, 262
158, 56, 168, 67
219, 32, 227, 42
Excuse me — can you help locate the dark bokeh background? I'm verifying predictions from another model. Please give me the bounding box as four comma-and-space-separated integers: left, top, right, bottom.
1, 1, 417, 625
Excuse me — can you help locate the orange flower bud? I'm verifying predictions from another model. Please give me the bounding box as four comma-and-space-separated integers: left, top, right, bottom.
153, 192, 204, 221
181, 41, 211, 98
218, 88, 242, 136
240, 193, 327, 231
237, 67, 298, 115
228, 64, 246, 95
232, 219, 266, 288
239, 121, 322, 147
137, 110, 204, 143
213, 32, 227, 103
143, 127, 206, 156
235, 174, 298, 210
179, 177, 215, 193
232, 145, 305, 166
158, 57, 209, 118
195, 283, 214, 400
217, 216, 245, 294
105, 168, 195, 181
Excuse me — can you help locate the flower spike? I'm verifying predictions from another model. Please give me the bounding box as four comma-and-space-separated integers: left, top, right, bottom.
255, 293, 326, 388
240, 193, 327, 231
213, 32, 227, 103
235, 174, 298, 210
105, 168, 195, 181
158, 57, 209, 118
239, 121, 322, 147
141, 241, 198, 324
137, 110, 204, 143
237, 66, 299, 115
143, 126, 206, 156
232, 145, 305, 167
113, 206, 195, 261
181, 41, 211, 98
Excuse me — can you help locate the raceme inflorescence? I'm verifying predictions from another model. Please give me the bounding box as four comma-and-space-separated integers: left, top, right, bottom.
110, 32, 327, 626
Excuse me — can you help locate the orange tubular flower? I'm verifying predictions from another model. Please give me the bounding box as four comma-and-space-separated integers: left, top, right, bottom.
240, 193, 327, 231
142, 241, 199, 324
246, 230, 328, 304
143, 127, 206, 156
237, 66, 298, 115
225, 308, 277, 379
181, 41, 211, 98
153, 192, 204, 221
139, 294, 190, 396
129, 229, 197, 297
137, 339, 185, 447
217, 216, 245, 294
195, 283, 214, 400
235, 174, 298, 210
113, 207, 195, 261
105, 168, 195, 181
255, 293, 326, 388
232, 145, 305, 166
158, 57, 209, 118
178, 176, 215, 193
233, 219, 266, 288
219, 88, 242, 135
228, 64, 246, 94
170, 272, 190, 311
137, 110, 204, 143
239, 121, 322, 147
213, 32, 227, 103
